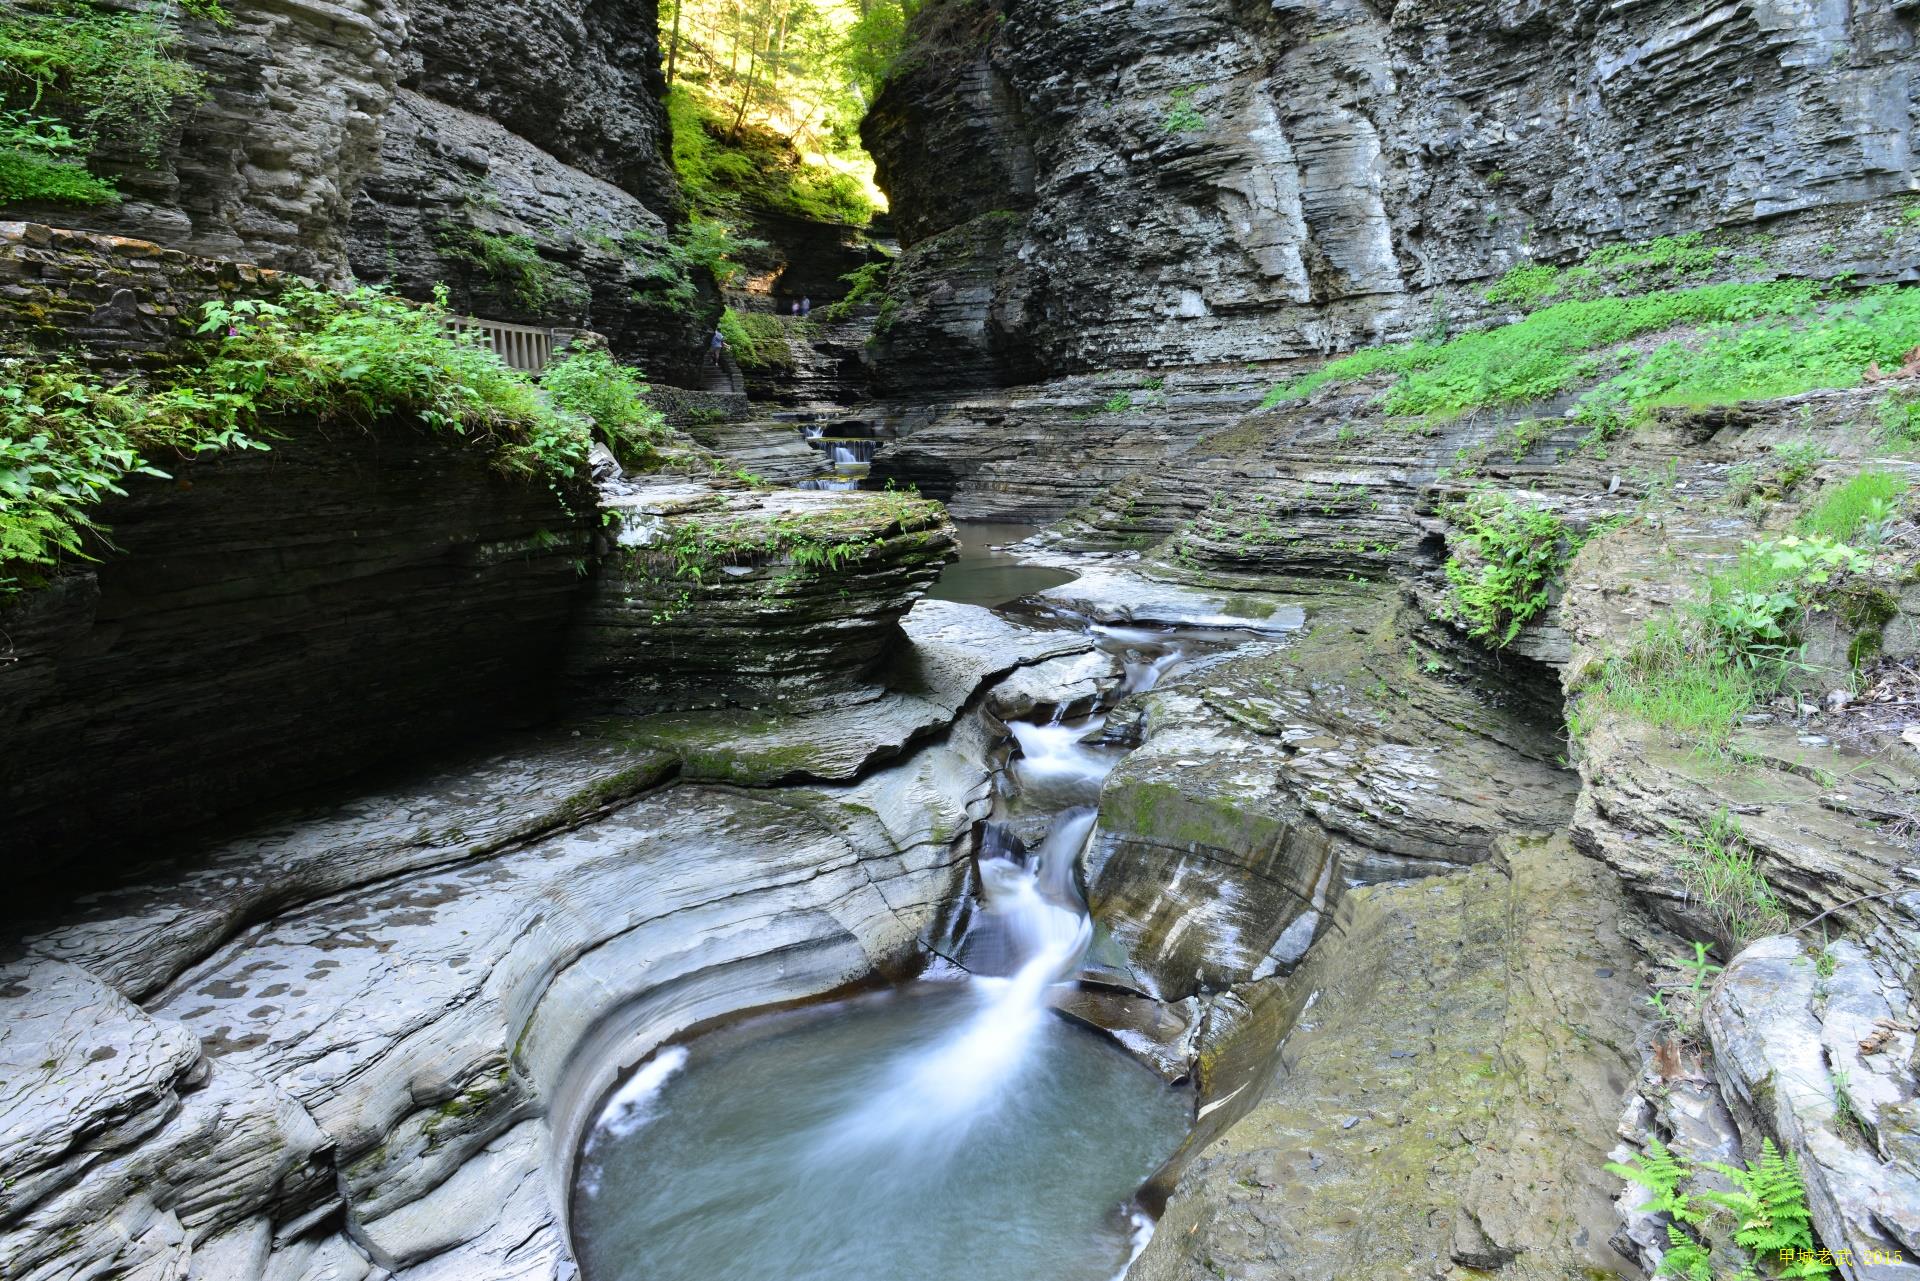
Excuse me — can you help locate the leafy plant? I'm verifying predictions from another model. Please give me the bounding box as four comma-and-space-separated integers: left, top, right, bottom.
1609, 1139, 1704, 1226
1700, 1140, 1832, 1277
1440, 490, 1568, 646
1659, 1225, 1713, 1281
0, 1, 206, 161
0, 107, 116, 203
817, 259, 893, 322
540, 347, 669, 467
1162, 85, 1206, 134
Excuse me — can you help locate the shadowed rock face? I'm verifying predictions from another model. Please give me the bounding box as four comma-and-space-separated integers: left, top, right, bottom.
0, 420, 591, 870
866, 0, 1920, 384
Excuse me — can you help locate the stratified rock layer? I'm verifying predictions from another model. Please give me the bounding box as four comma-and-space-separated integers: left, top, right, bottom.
868, 0, 1920, 384
572, 483, 956, 710
0, 419, 589, 868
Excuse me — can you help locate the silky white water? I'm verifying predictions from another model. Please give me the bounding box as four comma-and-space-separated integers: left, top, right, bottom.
569, 810, 1187, 1281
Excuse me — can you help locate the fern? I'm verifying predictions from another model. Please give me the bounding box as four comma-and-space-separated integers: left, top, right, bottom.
1701, 1140, 1832, 1276
1609, 1139, 1705, 1225
1658, 1224, 1713, 1281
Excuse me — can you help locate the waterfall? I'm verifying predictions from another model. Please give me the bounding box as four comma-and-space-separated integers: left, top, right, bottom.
822, 810, 1094, 1158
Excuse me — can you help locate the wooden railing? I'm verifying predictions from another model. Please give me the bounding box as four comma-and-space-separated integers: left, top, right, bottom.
451, 315, 561, 372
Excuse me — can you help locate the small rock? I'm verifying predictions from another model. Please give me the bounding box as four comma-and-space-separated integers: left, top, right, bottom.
1825, 689, 1853, 711
1340, 1115, 1361, 1129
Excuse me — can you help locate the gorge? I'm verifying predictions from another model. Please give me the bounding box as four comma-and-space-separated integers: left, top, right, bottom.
2, 0, 1920, 1279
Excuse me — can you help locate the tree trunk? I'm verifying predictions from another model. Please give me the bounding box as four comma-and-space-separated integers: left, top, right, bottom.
666, 0, 683, 84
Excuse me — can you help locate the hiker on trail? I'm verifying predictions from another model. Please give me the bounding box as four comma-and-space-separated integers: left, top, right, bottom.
791, 299, 800, 316
706, 328, 725, 367
800, 296, 812, 316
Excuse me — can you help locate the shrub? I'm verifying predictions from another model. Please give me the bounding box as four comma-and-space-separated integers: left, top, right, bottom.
541, 347, 668, 468
1440, 490, 1569, 646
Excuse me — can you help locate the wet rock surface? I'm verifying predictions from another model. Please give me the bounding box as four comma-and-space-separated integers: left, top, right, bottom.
0, 589, 1071, 1279
1090, 588, 1577, 997
1133, 837, 1647, 1281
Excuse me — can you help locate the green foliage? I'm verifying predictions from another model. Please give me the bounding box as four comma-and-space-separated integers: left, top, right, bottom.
717, 306, 793, 371
817, 259, 893, 322
1484, 233, 1741, 315
666, 85, 872, 226
1798, 469, 1907, 543
1163, 85, 1206, 134
1266, 266, 1920, 435
1608, 1139, 1704, 1226
1658, 1225, 1713, 1281
194, 286, 595, 479
1680, 810, 1788, 943
1582, 286, 1920, 424
0, 355, 258, 589
2, 286, 694, 594
0, 108, 117, 203
1772, 436, 1827, 492
1598, 618, 1767, 750
1440, 489, 1569, 646
436, 225, 585, 315
0, 0, 208, 202
1700, 1141, 1832, 1277
1599, 471, 1893, 751
1483, 263, 1563, 309
540, 347, 669, 468
1608, 1137, 1833, 1281
1877, 390, 1920, 446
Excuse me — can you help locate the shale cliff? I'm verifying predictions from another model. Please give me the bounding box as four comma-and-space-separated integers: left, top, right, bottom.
7, 0, 711, 381
865, 0, 1919, 390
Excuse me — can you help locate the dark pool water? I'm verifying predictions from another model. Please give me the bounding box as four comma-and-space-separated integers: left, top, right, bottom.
925, 521, 1078, 608
570, 983, 1190, 1281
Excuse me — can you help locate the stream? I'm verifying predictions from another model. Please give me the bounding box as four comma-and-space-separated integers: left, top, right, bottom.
568, 527, 1211, 1281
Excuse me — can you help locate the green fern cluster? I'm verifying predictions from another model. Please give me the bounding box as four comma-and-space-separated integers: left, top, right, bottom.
1607, 1138, 1832, 1280
1439, 488, 1570, 647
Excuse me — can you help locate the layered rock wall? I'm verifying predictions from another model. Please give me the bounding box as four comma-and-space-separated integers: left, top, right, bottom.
0, 424, 590, 867
867, 0, 1920, 386
4, 0, 712, 381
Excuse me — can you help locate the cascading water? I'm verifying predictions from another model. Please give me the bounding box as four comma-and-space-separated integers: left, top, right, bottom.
569, 534, 1222, 1281
568, 804, 1185, 1281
